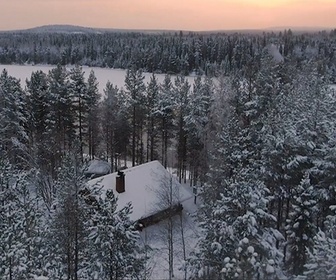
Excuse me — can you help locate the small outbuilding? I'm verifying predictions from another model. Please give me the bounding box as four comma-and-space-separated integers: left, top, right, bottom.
84, 159, 111, 179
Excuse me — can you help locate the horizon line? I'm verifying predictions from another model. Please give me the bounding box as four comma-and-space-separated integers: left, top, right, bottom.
0, 23, 334, 34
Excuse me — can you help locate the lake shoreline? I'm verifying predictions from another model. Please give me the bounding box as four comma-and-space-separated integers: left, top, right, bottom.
0, 64, 198, 94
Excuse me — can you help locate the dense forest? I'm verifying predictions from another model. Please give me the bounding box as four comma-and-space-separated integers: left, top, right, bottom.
0, 28, 336, 79
1, 29, 336, 279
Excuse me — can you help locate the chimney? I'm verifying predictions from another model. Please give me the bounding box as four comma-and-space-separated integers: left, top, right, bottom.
116, 170, 125, 193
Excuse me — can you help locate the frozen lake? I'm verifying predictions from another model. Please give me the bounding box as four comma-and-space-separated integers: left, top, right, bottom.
0, 64, 198, 94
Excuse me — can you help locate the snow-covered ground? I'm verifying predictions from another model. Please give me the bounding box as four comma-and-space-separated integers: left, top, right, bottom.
0, 64, 198, 95
139, 181, 201, 280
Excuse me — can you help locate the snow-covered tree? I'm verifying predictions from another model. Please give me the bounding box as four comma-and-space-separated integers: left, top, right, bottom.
69, 65, 88, 161
145, 73, 160, 162
0, 157, 44, 279
190, 71, 285, 279
26, 70, 51, 170
0, 69, 28, 165
101, 82, 130, 171
86, 70, 101, 159
154, 75, 175, 168
124, 68, 146, 166
172, 75, 190, 182
192, 166, 284, 279
285, 174, 317, 275
184, 76, 213, 185
46, 64, 72, 175
302, 206, 336, 279
85, 188, 146, 279
44, 155, 88, 279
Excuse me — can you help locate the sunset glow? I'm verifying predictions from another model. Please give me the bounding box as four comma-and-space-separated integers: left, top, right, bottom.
0, 0, 335, 31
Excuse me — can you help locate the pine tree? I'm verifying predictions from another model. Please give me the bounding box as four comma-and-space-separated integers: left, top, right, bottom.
101, 82, 130, 171
145, 73, 160, 162
85, 188, 146, 279
46, 64, 73, 175
26, 70, 51, 170
155, 75, 175, 168
184, 76, 213, 185
172, 75, 190, 182
124, 68, 146, 166
69, 65, 88, 161
86, 70, 101, 159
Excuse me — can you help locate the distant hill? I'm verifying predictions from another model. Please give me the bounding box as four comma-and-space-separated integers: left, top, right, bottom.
23, 24, 104, 34
1, 24, 181, 34
1, 24, 333, 35
4, 24, 117, 34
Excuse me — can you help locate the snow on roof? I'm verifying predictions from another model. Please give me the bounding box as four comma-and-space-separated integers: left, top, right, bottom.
88, 160, 193, 221
84, 159, 111, 175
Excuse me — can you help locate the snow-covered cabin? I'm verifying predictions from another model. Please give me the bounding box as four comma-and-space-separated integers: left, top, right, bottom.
88, 160, 193, 228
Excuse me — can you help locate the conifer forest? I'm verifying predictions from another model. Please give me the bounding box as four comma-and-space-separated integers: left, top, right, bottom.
1, 28, 336, 279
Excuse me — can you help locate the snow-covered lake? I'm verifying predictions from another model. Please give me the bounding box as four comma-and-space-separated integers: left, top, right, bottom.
0, 64, 198, 94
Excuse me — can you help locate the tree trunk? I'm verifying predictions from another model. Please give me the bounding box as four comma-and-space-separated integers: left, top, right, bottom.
180, 213, 187, 280
132, 105, 136, 167
150, 118, 154, 161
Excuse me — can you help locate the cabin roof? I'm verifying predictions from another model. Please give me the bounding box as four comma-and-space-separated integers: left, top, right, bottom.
88, 160, 193, 221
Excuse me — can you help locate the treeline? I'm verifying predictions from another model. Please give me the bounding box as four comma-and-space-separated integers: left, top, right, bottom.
0, 29, 335, 78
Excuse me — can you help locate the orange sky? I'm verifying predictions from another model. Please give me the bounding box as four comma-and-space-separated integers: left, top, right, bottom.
0, 0, 335, 31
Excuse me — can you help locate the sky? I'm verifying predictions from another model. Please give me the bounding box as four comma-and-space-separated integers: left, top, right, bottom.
0, 0, 335, 31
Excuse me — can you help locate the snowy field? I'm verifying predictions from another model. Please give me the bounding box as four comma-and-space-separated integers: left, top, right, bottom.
0, 64, 198, 95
